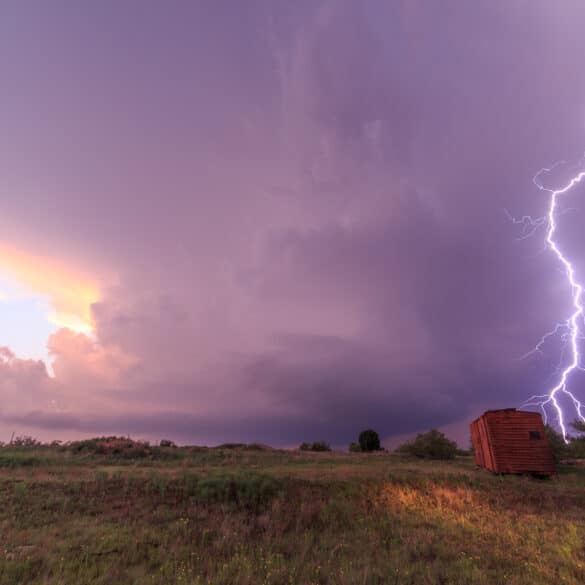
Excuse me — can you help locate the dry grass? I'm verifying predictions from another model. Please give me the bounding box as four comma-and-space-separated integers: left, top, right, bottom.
0, 445, 584, 584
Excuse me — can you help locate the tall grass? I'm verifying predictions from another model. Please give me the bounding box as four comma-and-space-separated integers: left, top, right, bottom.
0, 446, 584, 584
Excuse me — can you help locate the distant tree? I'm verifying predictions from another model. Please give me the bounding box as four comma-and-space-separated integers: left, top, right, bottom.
396, 429, 457, 460
299, 441, 331, 452
159, 439, 177, 448
310, 441, 331, 452
358, 429, 381, 452
349, 442, 361, 453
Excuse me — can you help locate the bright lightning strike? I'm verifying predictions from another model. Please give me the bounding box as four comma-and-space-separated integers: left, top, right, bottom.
513, 161, 585, 442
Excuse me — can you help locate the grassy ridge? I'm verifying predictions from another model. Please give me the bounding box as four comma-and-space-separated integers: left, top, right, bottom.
0, 445, 584, 584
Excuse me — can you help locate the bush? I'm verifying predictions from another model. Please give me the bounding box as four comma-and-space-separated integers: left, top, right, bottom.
566, 420, 585, 458
215, 443, 247, 450
542, 422, 585, 462
299, 441, 332, 452
10, 435, 41, 447
567, 438, 585, 458
66, 436, 152, 458
397, 429, 457, 460
544, 425, 568, 463
246, 443, 271, 451
349, 442, 361, 452
189, 473, 281, 511
358, 429, 381, 452
311, 441, 331, 452
159, 439, 177, 448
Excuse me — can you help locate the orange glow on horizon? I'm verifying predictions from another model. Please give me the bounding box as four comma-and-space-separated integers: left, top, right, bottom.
0, 244, 100, 334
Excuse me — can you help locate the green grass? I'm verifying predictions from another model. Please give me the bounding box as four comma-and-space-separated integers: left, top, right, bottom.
0, 444, 584, 584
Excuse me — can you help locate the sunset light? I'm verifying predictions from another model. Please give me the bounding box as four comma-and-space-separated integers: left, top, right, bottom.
0, 245, 99, 336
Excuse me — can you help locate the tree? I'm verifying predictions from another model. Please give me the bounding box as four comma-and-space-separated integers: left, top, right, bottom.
396, 429, 457, 460
358, 429, 381, 452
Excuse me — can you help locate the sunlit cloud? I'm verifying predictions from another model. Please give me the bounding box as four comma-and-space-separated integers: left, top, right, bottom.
0, 244, 100, 335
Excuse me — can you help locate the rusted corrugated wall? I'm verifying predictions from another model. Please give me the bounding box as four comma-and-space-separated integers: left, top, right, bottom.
470, 409, 555, 475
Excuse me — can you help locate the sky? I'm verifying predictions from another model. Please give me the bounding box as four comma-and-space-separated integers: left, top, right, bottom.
2, 0, 585, 447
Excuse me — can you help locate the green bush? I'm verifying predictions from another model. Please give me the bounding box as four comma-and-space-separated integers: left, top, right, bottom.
349, 442, 361, 452
190, 473, 280, 511
397, 429, 457, 460
544, 425, 568, 463
246, 443, 270, 451
299, 441, 331, 452
159, 439, 177, 448
542, 422, 585, 461
215, 443, 247, 450
358, 429, 381, 452
567, 439, 585, 458
566, 420, 585, 458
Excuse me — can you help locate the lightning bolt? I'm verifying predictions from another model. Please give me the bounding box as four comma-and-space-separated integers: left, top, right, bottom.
513, 160, 585, 442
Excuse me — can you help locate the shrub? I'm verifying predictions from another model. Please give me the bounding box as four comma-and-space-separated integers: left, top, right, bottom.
358, 429, 381, 452
568, 439, 585, 458
10, 435, 41, 447
159, 439, 177, 448
541, 422, 585, 462
66, 436, 152, 458
566, 420, 585, 458
191, 473, 281, 511
397, 429, 457, 460
215, 443, 247, 450
349, 442, 361, 452
311, 441, 331, 452
299, 441, 332, 452
544, 425, 568, 463
246, 443, 271, 451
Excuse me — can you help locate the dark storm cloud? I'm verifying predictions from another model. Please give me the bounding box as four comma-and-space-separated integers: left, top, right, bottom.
2, 1, 585, 444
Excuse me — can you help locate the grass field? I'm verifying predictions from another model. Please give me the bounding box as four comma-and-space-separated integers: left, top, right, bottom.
0, 441, 584, 585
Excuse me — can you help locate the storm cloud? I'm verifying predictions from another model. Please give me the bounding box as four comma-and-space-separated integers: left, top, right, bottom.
2, 1, 585, 446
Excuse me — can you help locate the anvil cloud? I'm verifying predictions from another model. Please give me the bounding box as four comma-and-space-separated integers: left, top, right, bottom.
2, 1, 585, 445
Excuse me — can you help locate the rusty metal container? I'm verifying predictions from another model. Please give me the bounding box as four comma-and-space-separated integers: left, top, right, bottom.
470, 409, 555, 475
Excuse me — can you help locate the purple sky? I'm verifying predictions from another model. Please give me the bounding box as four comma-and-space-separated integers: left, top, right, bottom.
2, 1, 585, 447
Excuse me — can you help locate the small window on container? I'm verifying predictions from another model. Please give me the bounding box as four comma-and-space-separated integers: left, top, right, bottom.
529, 431, 542, 440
